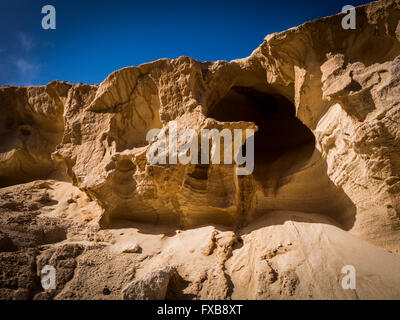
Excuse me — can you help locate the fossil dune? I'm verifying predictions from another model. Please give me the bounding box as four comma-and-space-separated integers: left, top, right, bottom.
0, 0, 400, 300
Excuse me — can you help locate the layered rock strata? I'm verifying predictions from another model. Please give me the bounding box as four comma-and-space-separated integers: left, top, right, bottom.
0, 0, 399, 300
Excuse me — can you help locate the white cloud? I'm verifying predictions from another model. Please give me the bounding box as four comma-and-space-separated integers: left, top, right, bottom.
17, 32, 34, 52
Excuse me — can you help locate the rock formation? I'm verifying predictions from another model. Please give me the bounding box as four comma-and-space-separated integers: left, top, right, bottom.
0, 0, 400, 300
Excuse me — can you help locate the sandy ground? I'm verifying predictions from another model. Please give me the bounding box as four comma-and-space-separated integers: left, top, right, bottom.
0, 180, 399, 300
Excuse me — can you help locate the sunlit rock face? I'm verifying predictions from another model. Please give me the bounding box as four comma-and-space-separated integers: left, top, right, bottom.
0, 0, 400, 274
0, 0, 400, 302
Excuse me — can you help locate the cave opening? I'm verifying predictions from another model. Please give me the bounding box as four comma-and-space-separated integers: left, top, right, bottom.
207, 86, 316, 188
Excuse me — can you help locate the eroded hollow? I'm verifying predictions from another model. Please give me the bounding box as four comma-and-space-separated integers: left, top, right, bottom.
207, 87, 315, 187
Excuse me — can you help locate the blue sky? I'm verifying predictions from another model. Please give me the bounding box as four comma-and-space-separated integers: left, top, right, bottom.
0, 0, 371, 86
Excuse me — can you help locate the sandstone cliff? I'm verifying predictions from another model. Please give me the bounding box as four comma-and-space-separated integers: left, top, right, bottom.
0, 0, 399, 300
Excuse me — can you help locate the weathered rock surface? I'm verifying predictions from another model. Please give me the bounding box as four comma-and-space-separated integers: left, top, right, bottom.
122, 266, 176, 300
0, 0, 399, 300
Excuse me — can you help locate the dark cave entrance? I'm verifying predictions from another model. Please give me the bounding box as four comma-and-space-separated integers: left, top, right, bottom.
104, 86, 356, 231
207, 86, 316, 187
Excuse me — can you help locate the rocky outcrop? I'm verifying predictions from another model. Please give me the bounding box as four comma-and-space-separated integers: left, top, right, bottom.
0, 0, 400, 300
122, 266, 176, 300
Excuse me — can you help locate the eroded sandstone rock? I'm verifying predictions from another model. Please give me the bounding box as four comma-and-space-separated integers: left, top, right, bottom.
0, 0, 400, 300
9, 0, 400, 248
